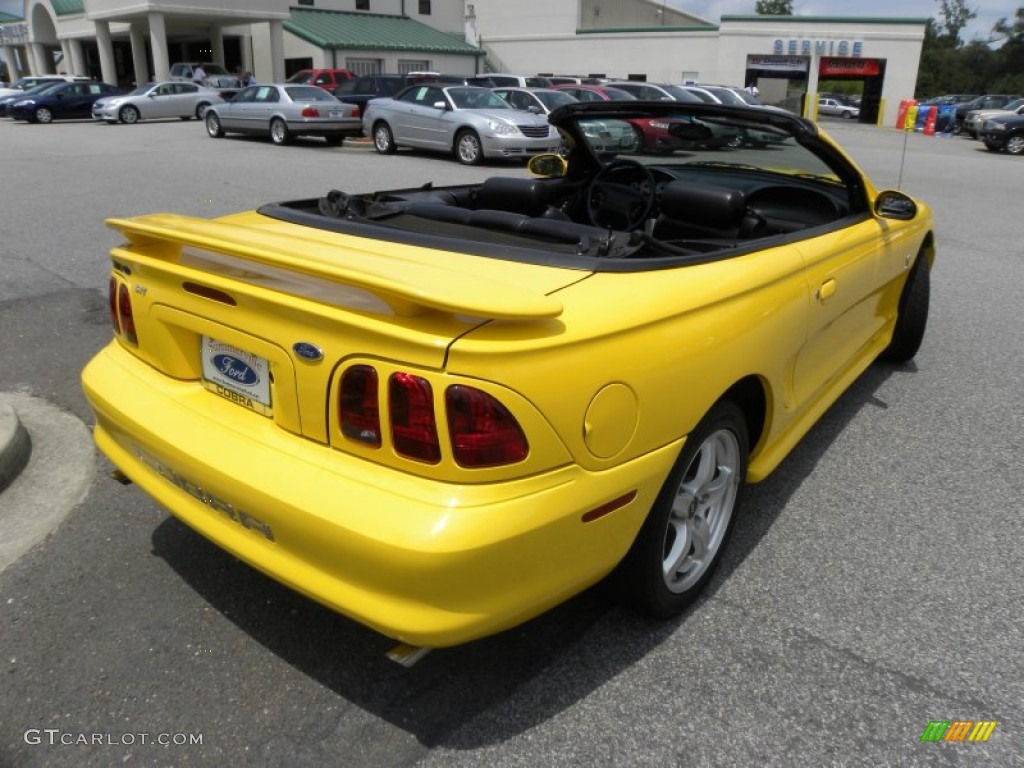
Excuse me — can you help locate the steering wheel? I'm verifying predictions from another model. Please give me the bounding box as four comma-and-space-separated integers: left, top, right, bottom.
586, 158, 657, 230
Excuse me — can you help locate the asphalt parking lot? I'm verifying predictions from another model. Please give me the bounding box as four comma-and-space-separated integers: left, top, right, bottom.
0, 115, 1022, 767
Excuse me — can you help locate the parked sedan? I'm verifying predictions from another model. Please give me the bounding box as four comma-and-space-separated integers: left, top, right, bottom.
1, 82, 65, 117
817, 98, 859, 119
979, 113, 1024, 155
204, 84, 361, 146
92, 81, 225, 124
492, 86, 637, 152
9, 81, 121, 123
363, 85, 559, 165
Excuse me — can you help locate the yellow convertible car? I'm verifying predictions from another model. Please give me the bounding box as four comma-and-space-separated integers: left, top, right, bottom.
82, 101, 934, 657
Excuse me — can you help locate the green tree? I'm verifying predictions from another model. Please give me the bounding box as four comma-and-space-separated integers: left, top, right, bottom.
936, 0, 977, 43
754, 0, 794, 14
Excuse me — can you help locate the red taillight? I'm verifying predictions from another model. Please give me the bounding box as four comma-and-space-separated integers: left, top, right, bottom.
446, 385, 528, 467
340, 365, 381, 447
117, 282, 137, 345
108, 276, 120, 335
389, 373, 440, 463
301, 105, 320, 118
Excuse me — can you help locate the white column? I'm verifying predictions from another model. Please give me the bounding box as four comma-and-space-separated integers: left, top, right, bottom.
2, 46, 21, 81
269, 20, 284, 83
31, 42, 52, 75
129, 23, 150, 85
149, 12, 170, 82
805, 52, 820, 121
94, 20, 116, 85
210, 25, 224, 65
69, 38, 85, 77
59, 40, 71, 74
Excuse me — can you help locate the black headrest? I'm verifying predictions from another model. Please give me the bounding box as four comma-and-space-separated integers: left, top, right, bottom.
659, 182, 747, 229
475, 176, 551, 216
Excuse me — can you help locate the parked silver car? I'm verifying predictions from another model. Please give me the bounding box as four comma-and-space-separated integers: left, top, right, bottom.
204, 84, 361, 146
92, 81, 225, 123
363, 85, 560, 165
817, 98, 859, 119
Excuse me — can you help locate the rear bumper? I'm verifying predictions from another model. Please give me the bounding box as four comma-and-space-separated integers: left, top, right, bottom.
82, 341, 676, 647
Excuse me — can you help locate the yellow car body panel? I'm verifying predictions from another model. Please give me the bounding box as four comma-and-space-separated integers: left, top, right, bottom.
82, 104, 935, 648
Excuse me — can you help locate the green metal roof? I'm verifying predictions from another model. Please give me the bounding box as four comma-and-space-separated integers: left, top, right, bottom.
0, 12, 23, 24
721, 15, 928, 26
50, 0, 85, 15
285, 8, 482, 56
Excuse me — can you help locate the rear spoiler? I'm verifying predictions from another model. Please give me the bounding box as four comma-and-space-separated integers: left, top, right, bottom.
107, 214, 564, 320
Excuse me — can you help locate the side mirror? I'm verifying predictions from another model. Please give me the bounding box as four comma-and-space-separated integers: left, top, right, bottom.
432, 100, 448, 110
527, 105, 542, 114
875, 190, 917, 220
527, 153, 568, 178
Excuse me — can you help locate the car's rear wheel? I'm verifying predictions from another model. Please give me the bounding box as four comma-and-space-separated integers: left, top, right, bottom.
119, 105, 140, 124
879, 252, 930, 363
34, 107, 53, 124
842, 110, 854, 119
1005, 134, 1024, 155
205, 112, 224, 138
373, 122, 397, 154
195, 102, 211, 119
270, 118, 292, 145
615, 400, 747, 618
455, 129, 483, 165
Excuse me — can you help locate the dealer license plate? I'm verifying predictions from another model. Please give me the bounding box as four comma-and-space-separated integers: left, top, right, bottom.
201, 336, 272, 416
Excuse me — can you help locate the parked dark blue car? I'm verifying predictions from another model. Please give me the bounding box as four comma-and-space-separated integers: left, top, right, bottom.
9, 81, 120, 123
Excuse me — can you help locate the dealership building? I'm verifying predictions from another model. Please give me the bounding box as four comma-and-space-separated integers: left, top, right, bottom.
0, 0, 926, 125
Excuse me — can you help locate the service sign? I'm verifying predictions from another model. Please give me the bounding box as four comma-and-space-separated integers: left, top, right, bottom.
201, 336, 272, 416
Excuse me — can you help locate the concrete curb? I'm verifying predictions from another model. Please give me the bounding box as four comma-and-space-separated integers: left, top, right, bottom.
0, 397, 32, 494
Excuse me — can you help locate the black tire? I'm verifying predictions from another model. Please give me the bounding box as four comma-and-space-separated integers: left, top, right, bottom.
205, 112, 224, 138
119, 105, 140, 124
1005, 134, 1024, 155
615, 400, 748, 618
324, 134, 344, 147
373, 121, 396, 154
269, 118, 292, 145
455, 129, 483, 165
879, 253, 930, 363
34, 107, 53, 124
195, 102, 210, 120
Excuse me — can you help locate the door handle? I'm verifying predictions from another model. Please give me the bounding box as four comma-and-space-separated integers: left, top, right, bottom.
817, 279, 837, 302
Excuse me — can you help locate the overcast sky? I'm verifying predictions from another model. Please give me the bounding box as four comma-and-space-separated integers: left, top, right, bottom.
0, 1, 1017, 45
677, 1, 1020, 43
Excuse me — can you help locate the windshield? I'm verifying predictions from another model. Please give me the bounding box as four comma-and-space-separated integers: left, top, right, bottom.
286, 71, 313, 84
127, 85, 152, 96
203, 64, 230, 76
536, 90, 578, 110
573, 109, 840, 183
448, 88, 511, 110
661, 85, 703, 103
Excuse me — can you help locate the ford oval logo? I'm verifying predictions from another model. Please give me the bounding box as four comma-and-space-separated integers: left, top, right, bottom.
213, 354, 260, 386
292, 342, 324, 362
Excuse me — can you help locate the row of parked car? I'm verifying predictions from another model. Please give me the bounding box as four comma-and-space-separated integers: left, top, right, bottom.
919, 92, 1024, 155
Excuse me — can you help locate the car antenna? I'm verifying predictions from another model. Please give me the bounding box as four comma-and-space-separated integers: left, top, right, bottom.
897, 126, 910, 190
